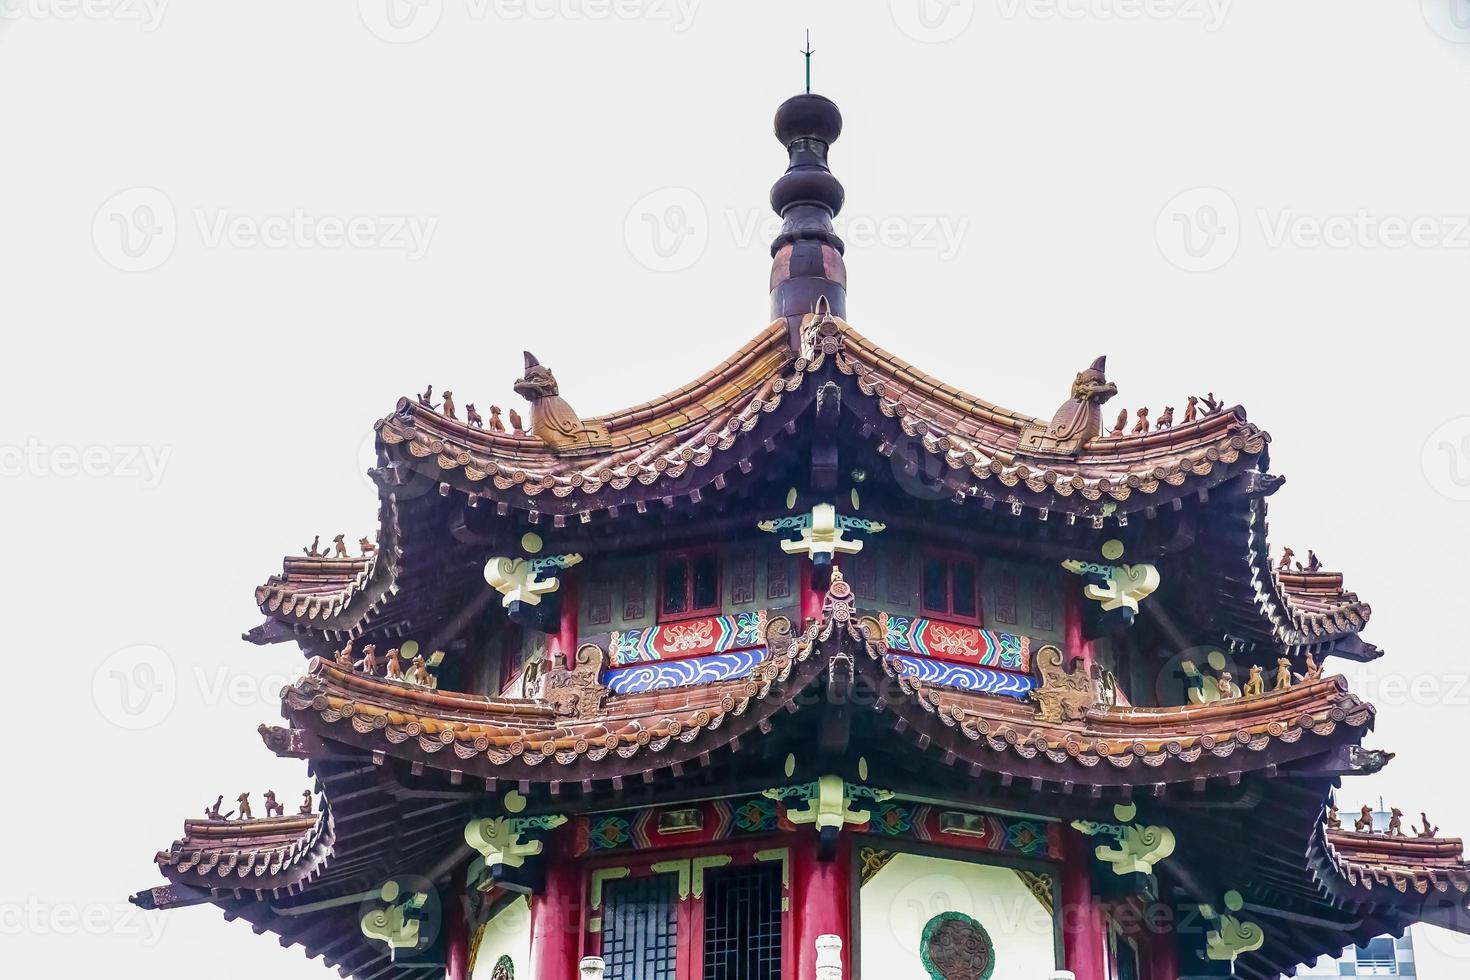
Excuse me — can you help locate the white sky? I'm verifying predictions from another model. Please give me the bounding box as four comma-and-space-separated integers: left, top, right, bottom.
5, 1, 1470, 976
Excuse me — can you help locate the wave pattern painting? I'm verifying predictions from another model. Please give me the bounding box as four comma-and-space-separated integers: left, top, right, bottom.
605, 648, 770, 695
889, 655, 1036, 699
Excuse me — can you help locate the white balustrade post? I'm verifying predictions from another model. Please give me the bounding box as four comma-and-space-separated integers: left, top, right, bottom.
579, 955, 606, 980
1048, 972, 1077, 980
815, 934, 843, 980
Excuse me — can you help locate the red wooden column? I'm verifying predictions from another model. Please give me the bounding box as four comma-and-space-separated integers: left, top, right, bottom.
1060, 828, 1108, 980
529, 828, 582, 979
445, 865, 471, 980
799, 561, 824, 629
555, 572, 580, 669
792, 832, 853, 979
1146, 917, 1180, 980
1064, 584, 1096, 672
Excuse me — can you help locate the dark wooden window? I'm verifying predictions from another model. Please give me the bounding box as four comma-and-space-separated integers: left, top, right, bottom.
701, 863, 783, 979
660, 549, 721, 622
602, 874, 680, 979
921, 552, 981, 624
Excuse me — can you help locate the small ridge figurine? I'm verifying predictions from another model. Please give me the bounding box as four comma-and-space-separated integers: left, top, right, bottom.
1327, 806, 1342, 830
1354, 805, 1374, 833
1304, 549, 1321, 572
1274, 657, 1293, 691
355, 644, 379, 675
264, 791, 283, 818
207, 795, 231, 821
1156, 405, 1175, 429
509, 408, 526, 436
1242, 664, 1265, 698
418, 384, 436, 409
1388, 808, 1407, 838
333, 534, 349, 558
359, 536, 377, 556
1109, 408, 1128, 438
443, 390, 458, 420
303, 534, 323, 558
237, 793, 253, 821
335, 641, 355, 669
299, 791, 313, 816
465, 403, 484, 428
385, 648, 404, 680
1199, 392, 1223, 414
1417, 813, 1439, 838
1297, 653, 1323, 683
1216, 670, 1234, 701
1131, 407, 1150, 434
408, 654, 432, 687
1278, 548, 1294, 571
489, 405, 507, 433
1183, 395, 1200, 424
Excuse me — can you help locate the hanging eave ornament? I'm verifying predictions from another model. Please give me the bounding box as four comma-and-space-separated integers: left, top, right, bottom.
1062, 538, 1159, 628
757, 502, 886, 567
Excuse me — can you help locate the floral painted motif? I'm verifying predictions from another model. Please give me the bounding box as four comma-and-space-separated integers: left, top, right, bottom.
608, 611, 767, 666
870, 801, 914, 836
882, 613, 1031, 673
586, 815, 633, 851
733, 797, 778, 833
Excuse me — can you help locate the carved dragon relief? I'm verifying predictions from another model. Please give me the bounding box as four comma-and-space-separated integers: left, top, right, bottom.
513, 351, 611, 452
1018, 355, 1118, 457
537, 643, 607, 719
1029, 645, 1100, 723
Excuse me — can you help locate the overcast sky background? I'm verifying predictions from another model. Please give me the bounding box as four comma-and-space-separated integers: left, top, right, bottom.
5, 1, 1470, 976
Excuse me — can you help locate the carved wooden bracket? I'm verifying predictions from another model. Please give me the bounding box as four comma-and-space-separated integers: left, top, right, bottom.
764, 774, 893, 833
1199, 891, 1265, 962
484, 553, 582, 608
359, 880, 429, 950
757, 503, 885, 564
464, 814, 568, 871
1071, 803, 1176, 876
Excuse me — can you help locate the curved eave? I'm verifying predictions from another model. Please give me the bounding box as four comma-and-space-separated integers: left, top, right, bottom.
1317, 828, 1470, 911
865, 649, 1375, 788
277, 631, 827, 782
145, 813, 334, 901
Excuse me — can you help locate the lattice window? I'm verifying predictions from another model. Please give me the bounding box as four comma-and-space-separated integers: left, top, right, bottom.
701, 863, 783, 980
601, 874, 680, 980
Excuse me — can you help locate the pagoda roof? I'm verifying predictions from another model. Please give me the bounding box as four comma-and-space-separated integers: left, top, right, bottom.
1321, 829, 1470, 900
375, 315, 1268, 515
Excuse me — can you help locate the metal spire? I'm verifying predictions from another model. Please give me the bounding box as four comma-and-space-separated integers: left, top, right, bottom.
802, 30, 814, 93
